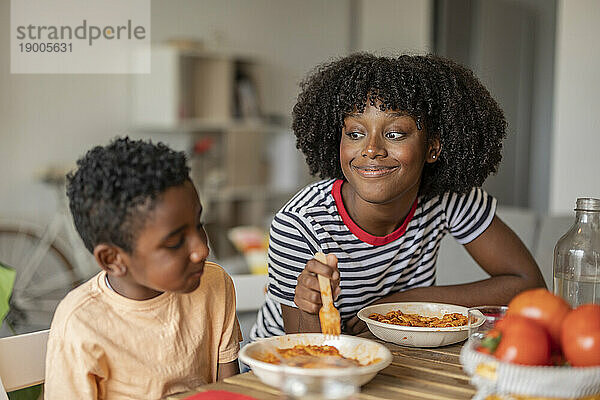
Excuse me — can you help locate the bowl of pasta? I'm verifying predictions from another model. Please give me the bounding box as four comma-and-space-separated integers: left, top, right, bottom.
239, 333, 392, 397
357, 302, 476, 347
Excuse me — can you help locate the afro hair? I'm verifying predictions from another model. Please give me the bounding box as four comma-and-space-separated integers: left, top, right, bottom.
66, 137, 190, 253
292, 53, 507, 201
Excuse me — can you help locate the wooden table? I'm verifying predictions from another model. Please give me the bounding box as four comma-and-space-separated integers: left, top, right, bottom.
167, 333, 475, 400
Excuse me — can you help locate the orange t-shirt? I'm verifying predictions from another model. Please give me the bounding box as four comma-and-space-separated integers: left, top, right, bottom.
44, 262, 242, 400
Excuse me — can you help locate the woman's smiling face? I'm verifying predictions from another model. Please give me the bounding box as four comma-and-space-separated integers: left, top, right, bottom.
340, 104, 436, 205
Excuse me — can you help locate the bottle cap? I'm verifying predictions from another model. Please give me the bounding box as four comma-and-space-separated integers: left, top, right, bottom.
575, 197, 600, 211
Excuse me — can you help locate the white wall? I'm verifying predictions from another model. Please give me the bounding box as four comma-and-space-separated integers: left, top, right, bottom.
0, 0, 352, 221
1, 0, 437, 222
356, 0, 432, 54
150, 0, 351, 118
0, 0, 130, 221
550, 0, 600, 214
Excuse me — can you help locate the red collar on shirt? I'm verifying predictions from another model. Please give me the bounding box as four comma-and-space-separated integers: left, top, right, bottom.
331, 179, 418, 246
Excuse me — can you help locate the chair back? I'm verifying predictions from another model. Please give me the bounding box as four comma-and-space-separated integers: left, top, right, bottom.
436, 206, 538, 286
0, 329, 49, 393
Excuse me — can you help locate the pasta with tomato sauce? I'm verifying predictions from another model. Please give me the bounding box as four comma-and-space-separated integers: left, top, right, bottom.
368, 310, 468, 327
257, 345, 372, 368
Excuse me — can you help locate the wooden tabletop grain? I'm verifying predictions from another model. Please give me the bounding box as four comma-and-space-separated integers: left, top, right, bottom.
166, 333, 475, 400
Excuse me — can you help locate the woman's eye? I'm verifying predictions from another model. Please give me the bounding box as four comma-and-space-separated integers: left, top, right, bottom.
345, 131, 364, 140
385, 131, 405, 140
166, 236, 185, 250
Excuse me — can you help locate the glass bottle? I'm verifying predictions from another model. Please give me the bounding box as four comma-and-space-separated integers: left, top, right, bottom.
553, 198, 600, 307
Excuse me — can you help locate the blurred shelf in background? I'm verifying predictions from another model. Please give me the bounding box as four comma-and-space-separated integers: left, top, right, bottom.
131, 45, 264, 127
130, 44, 308, 263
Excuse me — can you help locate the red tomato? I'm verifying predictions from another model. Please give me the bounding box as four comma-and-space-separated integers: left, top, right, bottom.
495, 314, 532, 332
507, 288, 570, 348
561, 304, 600, 367
494, 316, 552, 366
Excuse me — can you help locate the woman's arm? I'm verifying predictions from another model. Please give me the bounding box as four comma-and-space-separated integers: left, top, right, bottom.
387, 215, 546, 305
217, 360, 240, 380
282, 254, 340, 334
345, 215, 546, 334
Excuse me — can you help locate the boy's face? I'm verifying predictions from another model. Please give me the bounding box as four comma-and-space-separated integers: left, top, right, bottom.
120, 180, 209, 296
340, 104, 436, 205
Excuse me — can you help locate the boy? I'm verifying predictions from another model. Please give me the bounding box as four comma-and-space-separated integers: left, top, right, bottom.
45, 137, 241, 399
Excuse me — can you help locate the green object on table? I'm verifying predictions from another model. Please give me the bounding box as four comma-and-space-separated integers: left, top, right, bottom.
0, 261, 16, 327
8, 384, 42, 400
0, 263, 42, 400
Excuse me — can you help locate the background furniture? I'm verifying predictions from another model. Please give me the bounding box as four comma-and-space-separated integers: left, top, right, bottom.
0, 329, 48, 394
130, 46, 303, 260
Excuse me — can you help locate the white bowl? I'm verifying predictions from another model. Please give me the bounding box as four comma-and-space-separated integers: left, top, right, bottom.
357, 302, 473, 347
239, 333, 392, 392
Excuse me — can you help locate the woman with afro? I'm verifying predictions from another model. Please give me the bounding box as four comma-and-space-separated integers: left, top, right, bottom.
251, 53, 545, 338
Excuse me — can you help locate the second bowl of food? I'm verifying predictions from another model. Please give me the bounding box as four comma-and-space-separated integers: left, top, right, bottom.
239, 333, 392, 396
357, 302, 472, 347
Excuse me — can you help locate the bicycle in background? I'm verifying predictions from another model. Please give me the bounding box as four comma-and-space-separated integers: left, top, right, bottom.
0, 167, 96, 335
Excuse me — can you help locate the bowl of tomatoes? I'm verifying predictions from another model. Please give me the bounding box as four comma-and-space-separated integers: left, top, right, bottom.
460, 289, 600, 399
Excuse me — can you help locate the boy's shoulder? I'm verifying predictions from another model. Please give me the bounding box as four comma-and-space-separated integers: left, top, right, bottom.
50, 273, 106, 338
197, 261, 233, 288
188, 262, 236, 315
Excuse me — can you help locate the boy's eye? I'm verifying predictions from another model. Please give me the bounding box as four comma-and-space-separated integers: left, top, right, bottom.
385, 131, 406, 140
345, 131, 364, 140
165, 236, 185, 250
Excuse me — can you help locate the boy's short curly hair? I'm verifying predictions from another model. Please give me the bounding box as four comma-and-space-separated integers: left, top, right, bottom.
292, 53, 506, 200
66, 137, 190, 253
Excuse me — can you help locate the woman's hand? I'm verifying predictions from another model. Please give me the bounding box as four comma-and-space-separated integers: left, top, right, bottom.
294, 253, 340, 314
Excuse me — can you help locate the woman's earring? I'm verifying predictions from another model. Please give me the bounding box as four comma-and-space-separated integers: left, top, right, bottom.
432, 155, 436, 159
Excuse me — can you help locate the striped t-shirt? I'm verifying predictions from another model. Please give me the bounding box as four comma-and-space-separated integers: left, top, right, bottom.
250, 179, 496, 340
